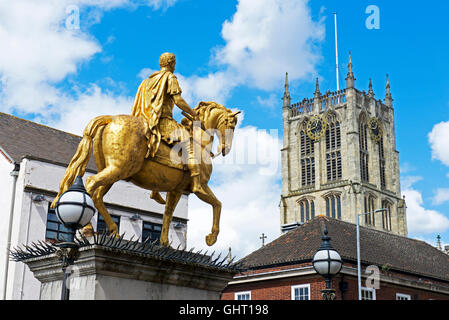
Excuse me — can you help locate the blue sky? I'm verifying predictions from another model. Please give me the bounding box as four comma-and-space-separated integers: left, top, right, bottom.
1, 0, 449, 257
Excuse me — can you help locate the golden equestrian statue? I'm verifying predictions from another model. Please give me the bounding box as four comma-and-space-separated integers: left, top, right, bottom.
51, 53, 240, 247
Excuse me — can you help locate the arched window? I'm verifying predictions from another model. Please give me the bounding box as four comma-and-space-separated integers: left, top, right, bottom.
382, 200, 392, 231
298, 199, 315, 223
359, 116, 369, 182
325, 194, 342, 220
379, 137, 386, 190
364, 194, 376, 225
326, 113, 342, 182
300, 125, 315, 187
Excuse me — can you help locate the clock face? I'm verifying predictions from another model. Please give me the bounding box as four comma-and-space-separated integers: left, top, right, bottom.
306, 115, 327, 141
369, 117, 383, 142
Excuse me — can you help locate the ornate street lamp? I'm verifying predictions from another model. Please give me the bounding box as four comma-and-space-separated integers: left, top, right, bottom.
312, 226, 343, 300
53, 176, 95, 300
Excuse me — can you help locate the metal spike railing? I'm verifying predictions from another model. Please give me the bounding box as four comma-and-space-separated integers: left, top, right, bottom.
9, 241, 56, 262
10, 232, 243, 272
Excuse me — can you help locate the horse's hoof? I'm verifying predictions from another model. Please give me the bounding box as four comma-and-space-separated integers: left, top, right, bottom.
109, 231, 120, 239
205, 234, 217, 246
81, 224, 94, 238
160, 238, 169, 247
150, 191, 166, 205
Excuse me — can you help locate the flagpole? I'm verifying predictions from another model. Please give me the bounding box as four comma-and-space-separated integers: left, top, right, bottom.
334, 12, 340, 91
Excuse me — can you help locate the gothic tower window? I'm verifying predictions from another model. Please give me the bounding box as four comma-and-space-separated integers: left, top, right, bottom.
325, 194, 342, 220
298, 199, 315, 223
326, 113, 342, 182
379, 137, 386, 190
382, 200, 392, 231
300, 125, 315, 186
359, 116, 369, 182
364, 194, 376, 225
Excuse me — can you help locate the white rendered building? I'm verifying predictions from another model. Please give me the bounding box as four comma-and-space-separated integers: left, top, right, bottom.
0, 112, 188, 300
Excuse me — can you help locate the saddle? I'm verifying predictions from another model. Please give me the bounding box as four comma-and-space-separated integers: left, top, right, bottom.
146, 115, 212, 170
151, 140, 188, 171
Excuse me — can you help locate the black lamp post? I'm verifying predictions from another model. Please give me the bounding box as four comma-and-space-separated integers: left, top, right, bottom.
54, 176, 95, 300
312, 226, 343, 300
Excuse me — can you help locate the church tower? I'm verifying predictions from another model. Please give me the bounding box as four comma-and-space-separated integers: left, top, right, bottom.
280, 52, 407, 236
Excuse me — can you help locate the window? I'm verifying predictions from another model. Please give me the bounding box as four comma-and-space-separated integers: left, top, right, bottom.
396, 293, 411, 300
300, 128, 315, 187
97, 214, 120, 233
359, 117, 369, 182
235, 291, 251, 300
325, 194, 342, 220
291, 284, 310, 300
326, 114, 342, 182
45, 203, 75, 242
382, 201, 392, 231
142, 221, 162, 244
361, 287, 376, 300
364, 195, 376, 226
379, 137, 386, 190
298, 199, 315, 223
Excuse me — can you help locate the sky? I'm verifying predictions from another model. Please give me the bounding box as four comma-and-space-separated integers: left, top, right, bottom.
1, 0, 449, 260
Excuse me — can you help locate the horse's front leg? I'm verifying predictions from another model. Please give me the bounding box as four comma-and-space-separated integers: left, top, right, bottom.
160, 191, 182, 247
194, 184, 221, 246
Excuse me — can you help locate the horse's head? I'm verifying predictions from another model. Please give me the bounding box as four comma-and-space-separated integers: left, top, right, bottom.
195, 101, 240, 157
218, 108, 240, 156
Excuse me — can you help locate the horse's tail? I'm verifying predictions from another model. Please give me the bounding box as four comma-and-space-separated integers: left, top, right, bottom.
50, 115, 114, 208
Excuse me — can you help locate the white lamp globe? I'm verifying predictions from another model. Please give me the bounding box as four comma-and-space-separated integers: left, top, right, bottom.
313, 248, 342, 276
312, 227, 342, 277
55, 176, 96, 230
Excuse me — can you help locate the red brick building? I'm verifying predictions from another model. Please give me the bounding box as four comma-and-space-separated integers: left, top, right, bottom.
222, 216, 449, 300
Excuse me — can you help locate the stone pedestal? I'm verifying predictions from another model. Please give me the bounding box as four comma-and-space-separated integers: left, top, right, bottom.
22, 244, 237, 300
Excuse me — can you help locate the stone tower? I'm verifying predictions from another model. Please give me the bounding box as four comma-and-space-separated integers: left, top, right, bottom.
280, 52, 407, 236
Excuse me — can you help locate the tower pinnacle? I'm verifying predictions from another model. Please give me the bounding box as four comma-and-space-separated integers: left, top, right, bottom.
315, 77, 321, 95
385, 73, 393, 107
386, 74, 391, 97
348, 50, 353, 74
283, 72, 291, 108
368, 78, 374, 97
345, 51, 355, 89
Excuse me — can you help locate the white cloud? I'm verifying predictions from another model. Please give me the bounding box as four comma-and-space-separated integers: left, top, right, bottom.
403, 187, 449, 235
429, 120, 449, 166
399, 162, 416, 174
257, 93, 279, 109
0, 0, 101, 114
176, 71, 237, 106
186, 125, 282, 260
144, 0, 178, 10
215, 0, 325, 90
137, 68, 157, 80
47, 84, 133, 135
401, 175, 422, 190
402, 175, 449, 235
432, 188, 449, 206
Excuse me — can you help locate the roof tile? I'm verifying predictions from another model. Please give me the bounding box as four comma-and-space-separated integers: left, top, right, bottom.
0, 112, 96, 171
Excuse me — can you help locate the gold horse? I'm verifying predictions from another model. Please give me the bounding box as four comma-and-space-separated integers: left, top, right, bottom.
51, 102, 240, 246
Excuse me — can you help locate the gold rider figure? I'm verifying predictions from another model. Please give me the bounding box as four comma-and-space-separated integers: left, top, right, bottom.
131, 52, 207, 196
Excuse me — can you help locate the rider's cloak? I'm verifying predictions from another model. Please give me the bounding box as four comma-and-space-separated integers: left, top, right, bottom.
131, 70, 182, 158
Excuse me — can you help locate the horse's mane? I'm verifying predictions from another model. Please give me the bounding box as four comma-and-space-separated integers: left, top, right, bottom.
194, 101, 228, 121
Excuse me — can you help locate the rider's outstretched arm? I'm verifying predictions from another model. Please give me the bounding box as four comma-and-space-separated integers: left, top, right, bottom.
173, 94, 198, 119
